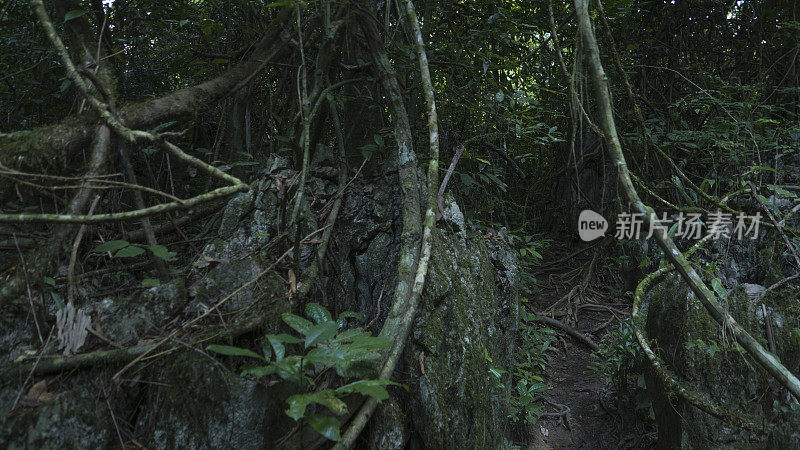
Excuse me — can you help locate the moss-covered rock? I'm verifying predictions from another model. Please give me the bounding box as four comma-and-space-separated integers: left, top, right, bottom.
397, 227, 520, 449
97, 279, 187, 346
642, 273, 800, 448
133, 351, 292, 449
0, 384, 112, 449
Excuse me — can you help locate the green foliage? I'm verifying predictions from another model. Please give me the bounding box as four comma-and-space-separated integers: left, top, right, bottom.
140, 278, 161, 288
511, 232, 551, 296
91, 240, 176, 261
206, 303, 397, 442
589, 320, 638, 393
487, 309, 555, 425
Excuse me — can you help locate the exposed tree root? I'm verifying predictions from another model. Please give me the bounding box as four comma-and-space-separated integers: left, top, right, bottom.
534, 315, 599, 351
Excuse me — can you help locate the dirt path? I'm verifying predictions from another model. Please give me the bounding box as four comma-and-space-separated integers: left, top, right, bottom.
524, 242, 656, 449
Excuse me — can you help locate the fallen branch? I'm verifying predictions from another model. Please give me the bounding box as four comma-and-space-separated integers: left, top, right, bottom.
0, 313, 274, 383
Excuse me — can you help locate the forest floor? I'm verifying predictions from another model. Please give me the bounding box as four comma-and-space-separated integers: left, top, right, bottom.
523, 239, 657, 449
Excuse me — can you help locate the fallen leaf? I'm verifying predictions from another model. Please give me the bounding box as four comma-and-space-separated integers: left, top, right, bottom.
26, 380, 56, 404
287, 269, 297, 298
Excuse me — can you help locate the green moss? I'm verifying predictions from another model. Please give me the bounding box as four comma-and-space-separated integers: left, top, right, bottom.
404, 228, 518, 448
643, 273, 800, 446
0, 385, 111, 449
762, 288, 800, 372
759, 245, 785, 286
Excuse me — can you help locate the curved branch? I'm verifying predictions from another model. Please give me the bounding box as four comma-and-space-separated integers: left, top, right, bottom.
336, 0, 440, 446
1, 9, 292, 173
632, 232, 768, 432
574, 0, 800, 399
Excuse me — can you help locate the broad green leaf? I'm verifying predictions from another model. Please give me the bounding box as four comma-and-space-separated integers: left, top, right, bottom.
44, 276, 55, 286
305, 321, 338, 347
335, 379, 399, 402
348, 335, 392, 352
206, 344, 265, 360
286, 390, 346, 421
266, 333, 302, 361
261, 342, 272, 361
149, 245, 177, 261
282, 313, 312, 335
141, 278, 161, 288
114, 246, 145, 258
270, 356, 304, 383
51, 292, 65, 310
64, 10, 86, 21
241, 363, 273, 377
305, 347, 345, 369
305, 303, 333, 324
336, 311, 362, 328
752, 166, 778, 173
332, 328, 369, 343
307, 414, 341, 441
334, 357, 380, 378
92, 240, 130, 253
711, 278, 727, 300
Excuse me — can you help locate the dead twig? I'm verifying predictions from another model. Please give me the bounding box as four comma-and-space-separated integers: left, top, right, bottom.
68, 195, 101, 304
436, 145, 464, 220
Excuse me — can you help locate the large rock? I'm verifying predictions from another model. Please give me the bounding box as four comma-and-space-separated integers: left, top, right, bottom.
0, 155, 522, 448
395, 226, 520, 448
642, 274, 800, 448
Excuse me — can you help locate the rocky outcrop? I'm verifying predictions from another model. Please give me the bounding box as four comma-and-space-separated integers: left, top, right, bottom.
640, 228, 800, 448
0, 155, 521, 448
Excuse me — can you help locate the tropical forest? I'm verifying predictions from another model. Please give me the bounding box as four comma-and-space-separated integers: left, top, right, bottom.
1, 0, 799, 448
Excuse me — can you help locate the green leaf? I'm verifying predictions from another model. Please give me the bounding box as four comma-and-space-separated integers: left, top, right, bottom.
44, 276, 55, 286
305, 321, 338, 347
336, 311, 362, 328
307, 414, 341, 442
241, 363, 273, 377
305, 347, 345, 369
711, 278, 727, 300
114, 245, 145, 258
305, 303, 332, 324
64, 10, 87, 22
261, 342, 272, 361
335, 379, 399, 402
332, 328, 369, 343
348, 335, 392, 352
206, 344, 265, 360
149, 245, 177, 261
270, 356, 304, 382
51, 292, 65, 310
286, 390, 346, 421
141, 278, 161, 288
282, 313, 313, 336
92, 240, 130, 253
266, 333, 302, 361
